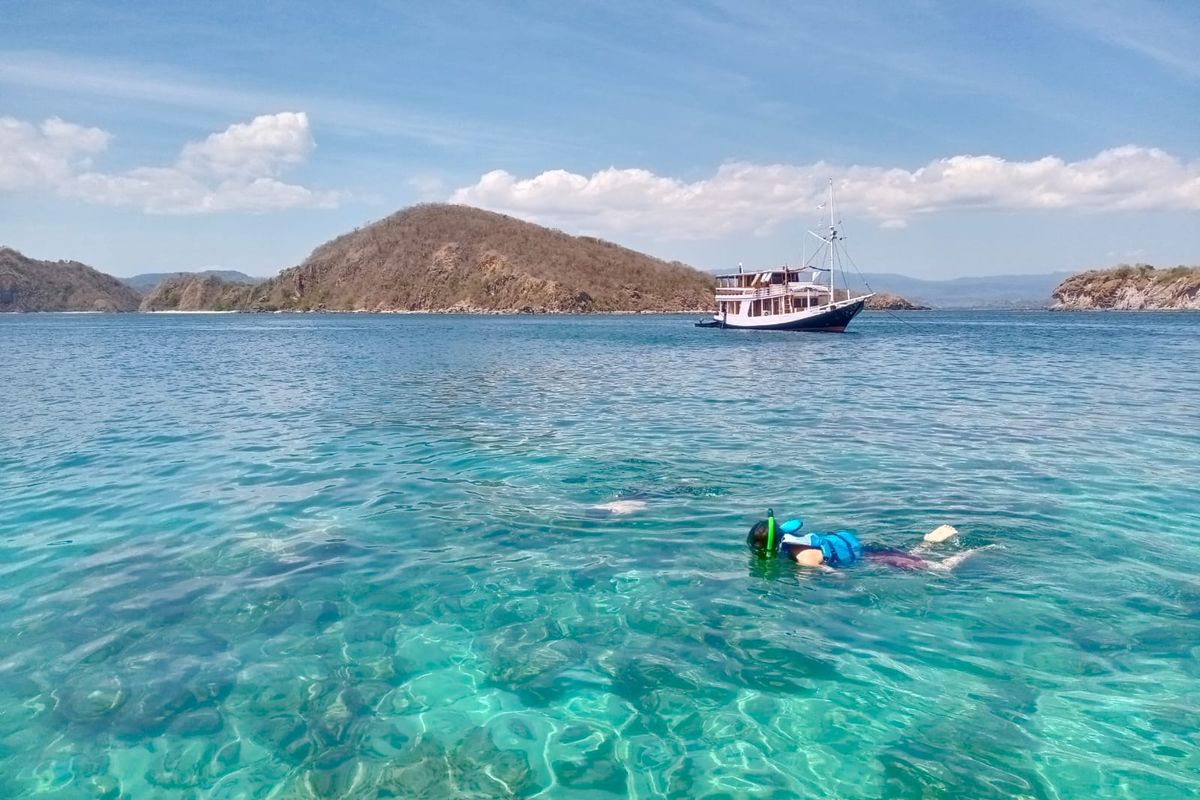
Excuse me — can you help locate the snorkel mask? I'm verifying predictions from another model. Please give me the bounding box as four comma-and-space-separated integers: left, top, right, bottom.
748, 509, 803, 556
748, 509, 782, 556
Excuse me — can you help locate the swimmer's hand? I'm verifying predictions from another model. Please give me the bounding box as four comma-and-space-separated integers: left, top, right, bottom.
923, 524, 959, 544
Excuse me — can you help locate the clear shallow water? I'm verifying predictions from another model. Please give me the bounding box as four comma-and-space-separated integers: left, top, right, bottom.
1, 311, 1198, 799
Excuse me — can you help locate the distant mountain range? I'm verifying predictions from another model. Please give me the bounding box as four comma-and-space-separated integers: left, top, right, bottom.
122, 270, 261, 293
843, 271, 1074, 309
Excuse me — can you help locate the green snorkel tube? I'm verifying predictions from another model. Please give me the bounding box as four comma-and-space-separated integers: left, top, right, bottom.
748, 508, 801, 557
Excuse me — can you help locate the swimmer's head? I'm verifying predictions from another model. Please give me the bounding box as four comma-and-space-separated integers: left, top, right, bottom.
747, 517, 780, 555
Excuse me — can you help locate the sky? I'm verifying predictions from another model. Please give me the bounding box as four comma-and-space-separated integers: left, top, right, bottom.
1, 0, 1198, 279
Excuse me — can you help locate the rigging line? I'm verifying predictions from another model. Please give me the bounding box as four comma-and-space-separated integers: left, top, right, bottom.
837, 241, 849, 298
842, 247, 870, 289
842, 242, 924, 331
883, 306, 922, 329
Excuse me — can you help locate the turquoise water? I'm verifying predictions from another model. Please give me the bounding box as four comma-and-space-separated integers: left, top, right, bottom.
1, 311, 1198, 799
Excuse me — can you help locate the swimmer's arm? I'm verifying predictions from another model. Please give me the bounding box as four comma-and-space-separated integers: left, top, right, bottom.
792, 549, 830, 570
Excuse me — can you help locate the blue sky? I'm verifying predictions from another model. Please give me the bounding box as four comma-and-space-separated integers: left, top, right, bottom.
2, 0, 1197, 278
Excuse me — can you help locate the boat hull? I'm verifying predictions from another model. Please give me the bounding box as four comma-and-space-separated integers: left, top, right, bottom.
705, 298, 868, 332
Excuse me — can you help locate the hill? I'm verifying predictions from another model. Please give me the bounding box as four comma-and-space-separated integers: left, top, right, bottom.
123, 270, 260, 293
847, 271, 1072, 309
863, 292, 930, 311
1051, 264, 1200, 310
246, 204, 714, 312
139, 275, 258, 311
0, 247, 141, 312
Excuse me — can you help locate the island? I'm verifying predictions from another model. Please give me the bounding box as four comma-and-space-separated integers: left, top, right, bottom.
864, 292, 931, 311
1052, 264, 1200, 310
242, 204, 714, 313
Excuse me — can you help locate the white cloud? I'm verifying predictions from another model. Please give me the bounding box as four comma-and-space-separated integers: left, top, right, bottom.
0, 116, 109, 191
179, 112, 313, 178
450, 147, 1200, 238
0, 111, 337, 213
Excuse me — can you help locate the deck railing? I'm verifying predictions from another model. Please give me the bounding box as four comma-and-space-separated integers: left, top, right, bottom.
715, 283, 831, 300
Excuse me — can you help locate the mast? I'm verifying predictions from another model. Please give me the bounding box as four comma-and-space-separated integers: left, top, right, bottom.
828, 179, 835, 306
803, 180, 839, 309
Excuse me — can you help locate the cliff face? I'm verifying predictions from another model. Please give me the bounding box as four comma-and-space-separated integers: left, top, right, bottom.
0, 247, 141, 312
247, 204, 715, 312
1052, 265, 1200, 310
139, 275, 257, 311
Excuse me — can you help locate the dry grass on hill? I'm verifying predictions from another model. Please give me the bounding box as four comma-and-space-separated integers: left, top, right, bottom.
139, 275, 258, 312
250, 204, 716, 312
0, 247, 141, 312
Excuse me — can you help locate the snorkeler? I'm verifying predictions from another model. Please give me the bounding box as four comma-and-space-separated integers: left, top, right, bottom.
746, 509, 989, 571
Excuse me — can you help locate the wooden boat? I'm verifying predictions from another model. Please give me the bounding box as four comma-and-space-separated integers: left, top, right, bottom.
698, 182, 872, 332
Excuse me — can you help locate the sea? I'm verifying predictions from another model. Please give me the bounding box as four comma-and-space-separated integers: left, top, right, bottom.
1, 311, 1197, 799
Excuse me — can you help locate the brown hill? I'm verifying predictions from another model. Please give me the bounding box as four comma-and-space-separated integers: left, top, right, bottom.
1052, 264, 1200, 310
0, 247, 141, 312
124, 269, 260, 294
247, 204, 715, 312
140, 274, 256, 311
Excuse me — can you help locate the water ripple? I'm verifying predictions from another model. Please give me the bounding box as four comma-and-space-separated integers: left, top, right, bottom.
1, 311, 1198, 798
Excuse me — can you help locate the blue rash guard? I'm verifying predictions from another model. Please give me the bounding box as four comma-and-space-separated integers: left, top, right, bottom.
783, 530, 864, 566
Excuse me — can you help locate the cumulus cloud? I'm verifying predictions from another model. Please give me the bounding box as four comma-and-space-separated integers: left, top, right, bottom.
451, 148, 1200, 237
0, 116, 109, 191
178, 112, 313, 178
0, 112, 337, 213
